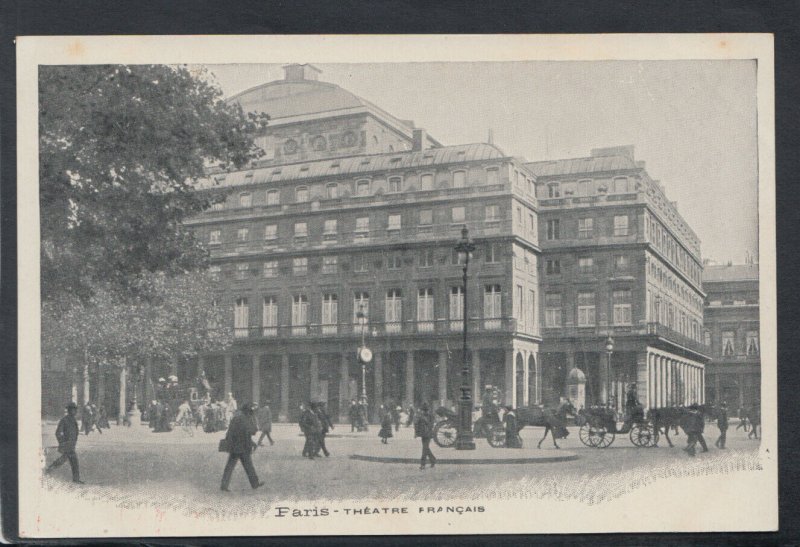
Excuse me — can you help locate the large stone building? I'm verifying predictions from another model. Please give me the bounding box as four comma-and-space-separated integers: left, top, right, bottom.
526, 146, 709, 412
702, 263, 760, 410
44, 64, 716, 421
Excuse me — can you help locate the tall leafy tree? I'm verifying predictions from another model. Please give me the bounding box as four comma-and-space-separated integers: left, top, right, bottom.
39, 64, 268, 302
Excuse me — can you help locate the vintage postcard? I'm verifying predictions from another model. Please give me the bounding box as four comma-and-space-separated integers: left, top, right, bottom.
17, 34, 776, 537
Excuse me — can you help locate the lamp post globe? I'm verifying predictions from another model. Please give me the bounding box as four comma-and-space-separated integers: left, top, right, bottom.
454, 225, 477, 450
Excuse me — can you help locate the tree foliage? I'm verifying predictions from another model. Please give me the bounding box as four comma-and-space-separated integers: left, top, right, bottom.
39, 65, 268, 302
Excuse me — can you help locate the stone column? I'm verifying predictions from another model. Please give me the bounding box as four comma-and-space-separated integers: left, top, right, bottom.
438, 350, 448, 407
82, 363, 90, 406
666, 359, 673, 407
636, 351, 648, 408
504, 349, 515, 406
374, 351, 383, 407
405, 351, 415, 406
339, 353, 350, 423
252, 354, 261, 405
223, 355, 233, 399
280, 354, 290, 422
310, 353, 319, 402
522, 351, 530, 407
599, 352, 609, 405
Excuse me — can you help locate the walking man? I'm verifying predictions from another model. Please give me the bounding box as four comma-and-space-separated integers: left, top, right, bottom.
414, 403, 436, 470
683, 403, 709, 457
715, 401, 729, 449
299, 403, 321, 459
313, 401, 334, 457
46, 402, 84, 483
748, 406, 760, 439
256, 402, 274, 446
220, 403, 264, 491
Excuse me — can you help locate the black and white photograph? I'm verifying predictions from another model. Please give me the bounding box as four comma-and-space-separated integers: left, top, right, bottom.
16, 34, 776, 537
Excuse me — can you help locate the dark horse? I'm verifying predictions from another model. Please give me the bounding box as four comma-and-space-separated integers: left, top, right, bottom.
648, 404, 717, 447
514, 401, 577, 449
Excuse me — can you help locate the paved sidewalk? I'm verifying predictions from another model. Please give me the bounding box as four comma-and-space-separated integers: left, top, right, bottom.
351, 439, 578, 464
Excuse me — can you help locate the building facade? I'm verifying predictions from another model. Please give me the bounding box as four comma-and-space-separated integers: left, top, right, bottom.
702, 263, 760, 411
527, 146, 709, 412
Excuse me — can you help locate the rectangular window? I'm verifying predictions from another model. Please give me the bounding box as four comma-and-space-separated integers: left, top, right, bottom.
236, 263, 249, 280
614, 255, 630, 272
296, 186, 309, 203
547, 183, 560, 198
419, 249, 434, 268
546, 259, 561, 275
484, 285, 502, 329
747, 331, 759, 356
356, 179, 371, 196
577, 179, 591, 196
356, 217, 369, 232
577, 291, 596, 326
291, 294, 308, 335
614, 215, 629, 236
486, 168, 499, 185
239, 193, 252, 207
516, 206, 523, 226
528, 289, 536, 330
529, 213, 536, 235
209, 230, 221, 245
293, 257, 308, 276
266, 190, 279, 205
516, 285, 524, 326
321, 294, 338, 334
578, 256, 594, 274
722, 331, 735, 356
387, 214, 402, 231
354, 292, 370, 323
209, 265, 221, 281
294, 222, 308, 238
451, 206, 465, 224
322, 256, 337, 274
417, 288, 435, 332
326, 184, 338, 199
264, 225, 277, 240
387, 253, 402, 270
323, 219, 337, 235
449, 286, 464, 331
234, 297, 249, 338
546, 219, 560, 240
485, 205, 500, 222
486, 243, 500, 264
453, 170, 466, 188
385, 289, 402, 332
545, 293, 562, 327
211, 201, 225, 211
262, 296, 277, 337
420, 173, 434, 191
612, 289, 632, 325
388, 177, 402, 193
353, 254, 368, 273
237, 228, 249, 242
578, 217, 594, 239
263, 260, 278, 278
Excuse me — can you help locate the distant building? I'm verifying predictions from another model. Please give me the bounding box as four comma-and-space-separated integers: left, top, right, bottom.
702, 263, 760, 410
527, 146, 709, 412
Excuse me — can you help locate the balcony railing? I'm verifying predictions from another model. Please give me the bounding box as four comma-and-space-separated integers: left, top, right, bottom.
227, 317, 519, 341
542, 321, 709, 356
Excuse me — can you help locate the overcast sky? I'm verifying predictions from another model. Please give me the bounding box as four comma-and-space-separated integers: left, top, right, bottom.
203, 61, 758, 266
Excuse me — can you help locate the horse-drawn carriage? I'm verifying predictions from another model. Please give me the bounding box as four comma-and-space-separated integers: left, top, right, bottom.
432, 407, 506, 448
578, 404, 658, 448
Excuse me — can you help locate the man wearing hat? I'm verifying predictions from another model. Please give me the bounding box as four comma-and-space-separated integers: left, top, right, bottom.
715, 401, 729, 449
683, 403, 709, 457
46, 402, 84, 483
414, 403, 436, 470
220, 402, 263, 491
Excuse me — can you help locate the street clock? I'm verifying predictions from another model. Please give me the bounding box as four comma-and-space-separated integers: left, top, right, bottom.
358, 347, 373, 363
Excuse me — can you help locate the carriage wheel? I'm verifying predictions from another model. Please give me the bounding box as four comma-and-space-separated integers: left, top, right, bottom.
433, 420, 457, 448
629, 424, 658, 447
487, 425, 506, 448
580, 423, 614, 448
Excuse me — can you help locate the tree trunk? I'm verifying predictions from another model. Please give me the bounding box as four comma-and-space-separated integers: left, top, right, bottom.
118, 360, 127, 424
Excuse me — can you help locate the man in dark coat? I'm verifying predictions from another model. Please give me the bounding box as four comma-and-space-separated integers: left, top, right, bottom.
683, 404, 709, 457
748, 406, 760, 439
405, 404, 415, 427
414, 403, 436, 470
503, 405, 522, 448
82, 402, 94, 435
313, 401, 334, 457
220, 403, 263, 491
391, 404, 401, 432
46, 402, 84, 483
715, 401, 729, 449
299, 403, 321, 459
256, 403, 274, 446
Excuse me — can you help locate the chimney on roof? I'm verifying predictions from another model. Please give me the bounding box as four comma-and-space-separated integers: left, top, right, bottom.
283, 64, 322, 82
412, 129, 427, 152
591, 145, 635, 162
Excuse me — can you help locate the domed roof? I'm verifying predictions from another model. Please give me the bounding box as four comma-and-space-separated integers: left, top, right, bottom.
229, 79, 371, 121
567, 367, 586, 383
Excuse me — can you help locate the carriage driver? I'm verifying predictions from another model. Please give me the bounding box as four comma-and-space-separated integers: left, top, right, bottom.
623, 383, 643, 428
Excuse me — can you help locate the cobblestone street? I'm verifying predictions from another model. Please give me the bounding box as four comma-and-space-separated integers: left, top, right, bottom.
40, 419, 762, 514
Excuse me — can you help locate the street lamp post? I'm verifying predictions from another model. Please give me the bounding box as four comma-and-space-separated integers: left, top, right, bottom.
356, 305, 372, 408
454, 225, 476, 450
605, 336, 614, 409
